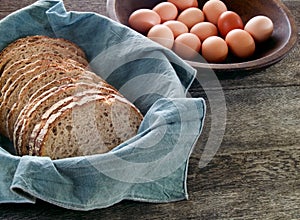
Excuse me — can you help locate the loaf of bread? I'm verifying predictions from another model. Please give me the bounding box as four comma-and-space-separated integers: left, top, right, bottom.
0, 35, 143, 159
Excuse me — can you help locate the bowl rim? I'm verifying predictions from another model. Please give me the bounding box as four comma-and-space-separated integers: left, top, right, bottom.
106, 0, 298, 72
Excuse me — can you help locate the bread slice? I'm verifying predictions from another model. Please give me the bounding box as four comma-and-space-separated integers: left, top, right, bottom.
14, 75, 96, 126
6, 66, 106, 139
0, 53, 87, 94
13, 75, 95, 140
27, 73, 103, 104
0, 35, 87, 73
0, 64, 88, 137
15, 82, 121, 156
32, 93, 143, 159
1, 64, 63, 136
0, 41, 88, 76
10, 74, 104, 143
0, 35, 86, 60
0, 58, 86, 100
0, 36, 45, 60
27, 90, 125, 156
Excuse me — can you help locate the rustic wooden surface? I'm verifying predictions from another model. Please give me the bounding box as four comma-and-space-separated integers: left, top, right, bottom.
0, 0, 299, 219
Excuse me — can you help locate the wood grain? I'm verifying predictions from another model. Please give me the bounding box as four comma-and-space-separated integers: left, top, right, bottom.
0, 0, 299, 219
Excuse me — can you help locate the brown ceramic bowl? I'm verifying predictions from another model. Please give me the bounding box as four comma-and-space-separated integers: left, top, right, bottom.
107, 0, 298, 72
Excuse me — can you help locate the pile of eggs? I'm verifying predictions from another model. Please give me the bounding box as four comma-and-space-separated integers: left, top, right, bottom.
128, 0, 274, 63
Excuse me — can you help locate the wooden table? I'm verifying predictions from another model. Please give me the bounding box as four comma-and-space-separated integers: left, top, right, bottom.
0, 0, 299, 219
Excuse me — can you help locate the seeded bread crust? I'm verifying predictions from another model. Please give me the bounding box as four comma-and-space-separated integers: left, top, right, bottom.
15, 82, 121, 155
32, 94, 143, 159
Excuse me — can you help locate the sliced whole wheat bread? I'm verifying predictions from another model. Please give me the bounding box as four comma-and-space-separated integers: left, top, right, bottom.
13, 76, 95, 141
0, 53, 87, 94
0, 35, 45, 61
27, 74, 103, 104
6, 66, 107, 139
15, 82, 121, 155
32, 93, 143, 159
27, 90, 124, 156
0, 58, 87, 100
0, 65, 60, 136
9, 74, 104, 142
0, 35, 143, 159
0, 64, 88, 137
0, 42, 88, 76
14, 75, 97, 129
0, 35, 87, 74
0, 35, 86, 62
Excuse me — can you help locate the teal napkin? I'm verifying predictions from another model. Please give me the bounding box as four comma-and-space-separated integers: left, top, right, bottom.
0, 0, 206, 210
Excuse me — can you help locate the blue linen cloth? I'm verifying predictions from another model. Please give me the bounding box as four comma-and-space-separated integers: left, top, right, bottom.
0, 0, 206, 210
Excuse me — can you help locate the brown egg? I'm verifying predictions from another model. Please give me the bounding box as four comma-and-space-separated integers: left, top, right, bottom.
203, 0, 227, 25
218, 11, 244, 38
167, 0, 196, 11
128, 9, 161, 34
201, 36, 228, 63
190, 22, 218, 42
163, 20, 189, 38
147, 24, 174, 49
244, 15, 274, 43
192, 0, 199, 7
173, 33, 201, 60
177, 7, 205, 29
153, 2, 178, 23
225, 29, 255, 58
